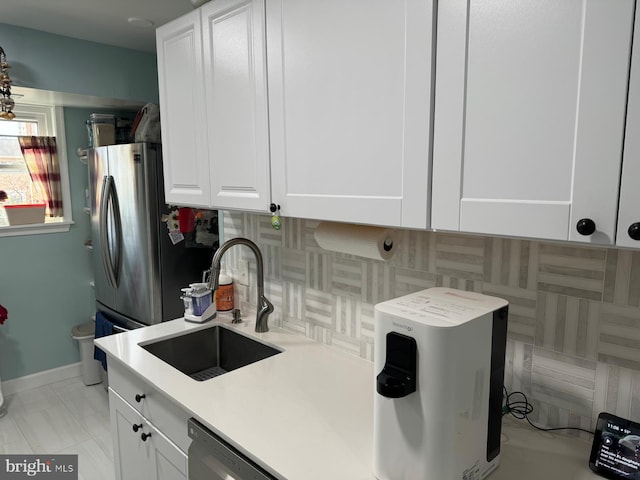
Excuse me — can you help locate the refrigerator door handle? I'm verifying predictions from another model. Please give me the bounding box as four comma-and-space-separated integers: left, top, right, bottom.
101, 175, 122, 288
109, 175, 123, 287
99, 175, 115, 288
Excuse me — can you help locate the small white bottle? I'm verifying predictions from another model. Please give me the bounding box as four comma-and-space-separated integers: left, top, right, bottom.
181, 287, 193, 316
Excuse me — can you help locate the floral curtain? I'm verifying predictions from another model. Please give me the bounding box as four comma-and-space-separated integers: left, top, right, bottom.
18, 136, 63, 217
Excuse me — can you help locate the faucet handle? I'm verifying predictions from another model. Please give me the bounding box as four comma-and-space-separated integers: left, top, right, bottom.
255, 295, 274, 333
261, 295, 274, 315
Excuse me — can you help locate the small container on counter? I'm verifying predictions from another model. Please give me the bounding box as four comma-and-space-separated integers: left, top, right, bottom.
190, 283, 212, 316
215, 271, 234, 312
184, 282, 216, 323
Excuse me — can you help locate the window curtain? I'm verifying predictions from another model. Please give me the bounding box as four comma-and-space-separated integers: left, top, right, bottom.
18, 136, 63, 217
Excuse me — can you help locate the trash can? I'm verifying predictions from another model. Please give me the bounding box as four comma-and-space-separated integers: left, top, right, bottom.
71, 321, 102, 386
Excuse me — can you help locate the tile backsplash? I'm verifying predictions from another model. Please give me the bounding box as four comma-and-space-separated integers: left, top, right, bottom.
221, 211, 640, 433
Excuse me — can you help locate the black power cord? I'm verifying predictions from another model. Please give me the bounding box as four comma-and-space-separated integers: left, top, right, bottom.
503, 387, 595, 435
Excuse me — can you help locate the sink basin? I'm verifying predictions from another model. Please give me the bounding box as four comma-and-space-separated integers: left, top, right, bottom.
140, 325, 281, 381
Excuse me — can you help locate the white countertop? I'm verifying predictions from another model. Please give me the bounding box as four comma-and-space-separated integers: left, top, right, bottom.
96, 314, 374, 480
495, 417, 599, 480
96, 315, 601, 480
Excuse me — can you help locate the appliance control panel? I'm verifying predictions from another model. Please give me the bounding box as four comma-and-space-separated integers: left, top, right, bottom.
376, 287, 508, 326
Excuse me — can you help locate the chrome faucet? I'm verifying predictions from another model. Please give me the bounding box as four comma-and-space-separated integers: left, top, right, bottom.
207, 237, 274, 333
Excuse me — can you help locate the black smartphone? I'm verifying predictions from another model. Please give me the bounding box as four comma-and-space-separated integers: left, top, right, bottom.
590, 412, 640, 479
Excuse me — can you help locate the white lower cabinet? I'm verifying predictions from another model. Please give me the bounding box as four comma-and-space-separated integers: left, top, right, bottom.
109, 390, 187, 480
107, 362, 190, 480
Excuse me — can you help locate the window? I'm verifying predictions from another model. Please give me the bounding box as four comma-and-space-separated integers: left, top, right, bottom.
0, 104, 72, 235
0, 116, 43, 205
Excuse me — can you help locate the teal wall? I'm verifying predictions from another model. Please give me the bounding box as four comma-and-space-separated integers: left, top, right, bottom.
0, 23, 158, 103
0, 108, 95, 381
0, 26, 158, 381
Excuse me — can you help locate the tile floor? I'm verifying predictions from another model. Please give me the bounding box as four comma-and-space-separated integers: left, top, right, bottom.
0, 377, 115, 480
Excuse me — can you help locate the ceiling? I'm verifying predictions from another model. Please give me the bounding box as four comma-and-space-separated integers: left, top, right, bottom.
1, 0, 202, 53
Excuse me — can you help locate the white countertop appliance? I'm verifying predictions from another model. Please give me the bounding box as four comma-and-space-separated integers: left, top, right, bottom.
374, 287, 509, 480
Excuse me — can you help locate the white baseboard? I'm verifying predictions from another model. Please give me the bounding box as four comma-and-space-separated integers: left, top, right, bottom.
2, 363, 81, 396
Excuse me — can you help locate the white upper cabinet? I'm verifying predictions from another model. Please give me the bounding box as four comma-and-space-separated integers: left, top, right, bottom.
617, 9, 640, 249
201, 0, 272, 212
157, 0, 435, 226
266, 0, 435, 228
432, 0, 635, 244
157, 11, 211, 207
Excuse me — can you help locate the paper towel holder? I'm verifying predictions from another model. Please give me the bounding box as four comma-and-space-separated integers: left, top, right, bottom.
313, 221, 399, 261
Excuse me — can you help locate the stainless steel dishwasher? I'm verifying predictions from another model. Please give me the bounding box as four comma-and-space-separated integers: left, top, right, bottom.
188, 418, 279, 480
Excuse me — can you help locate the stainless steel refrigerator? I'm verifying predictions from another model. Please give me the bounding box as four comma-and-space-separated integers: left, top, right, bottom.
88, 143, 215, 330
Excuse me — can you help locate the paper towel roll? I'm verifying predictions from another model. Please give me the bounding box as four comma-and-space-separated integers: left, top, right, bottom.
314, 222, 398, 261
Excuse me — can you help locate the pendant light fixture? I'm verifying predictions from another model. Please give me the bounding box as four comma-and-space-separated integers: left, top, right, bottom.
0, 47, 15, 120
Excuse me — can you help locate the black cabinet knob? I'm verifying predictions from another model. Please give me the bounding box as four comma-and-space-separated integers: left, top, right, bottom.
576, 218, 596, 236
629, 223, 640, 241
269, 203, 280, 213
141, 432, 152, 442
135, 393, 146, 403
132, 423, 143, 432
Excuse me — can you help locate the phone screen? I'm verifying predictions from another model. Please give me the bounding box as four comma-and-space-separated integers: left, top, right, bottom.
590, 412, 640, 479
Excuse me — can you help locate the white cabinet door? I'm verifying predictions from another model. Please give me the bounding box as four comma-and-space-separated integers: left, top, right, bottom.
108, 361, 191, 452
111, 390, 149, 480
432, 0, 634, 244
157, 11, 212, 207
202, 0, 271, 212
266, 0, 435, 228
110, 390, 187, 480
617, 9, 640, 249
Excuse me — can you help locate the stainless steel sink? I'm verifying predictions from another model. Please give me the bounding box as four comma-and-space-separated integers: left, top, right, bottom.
140, 325, 281, 381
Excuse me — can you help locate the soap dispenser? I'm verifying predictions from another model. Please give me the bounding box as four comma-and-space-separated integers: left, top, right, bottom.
184, 283, 216, 323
